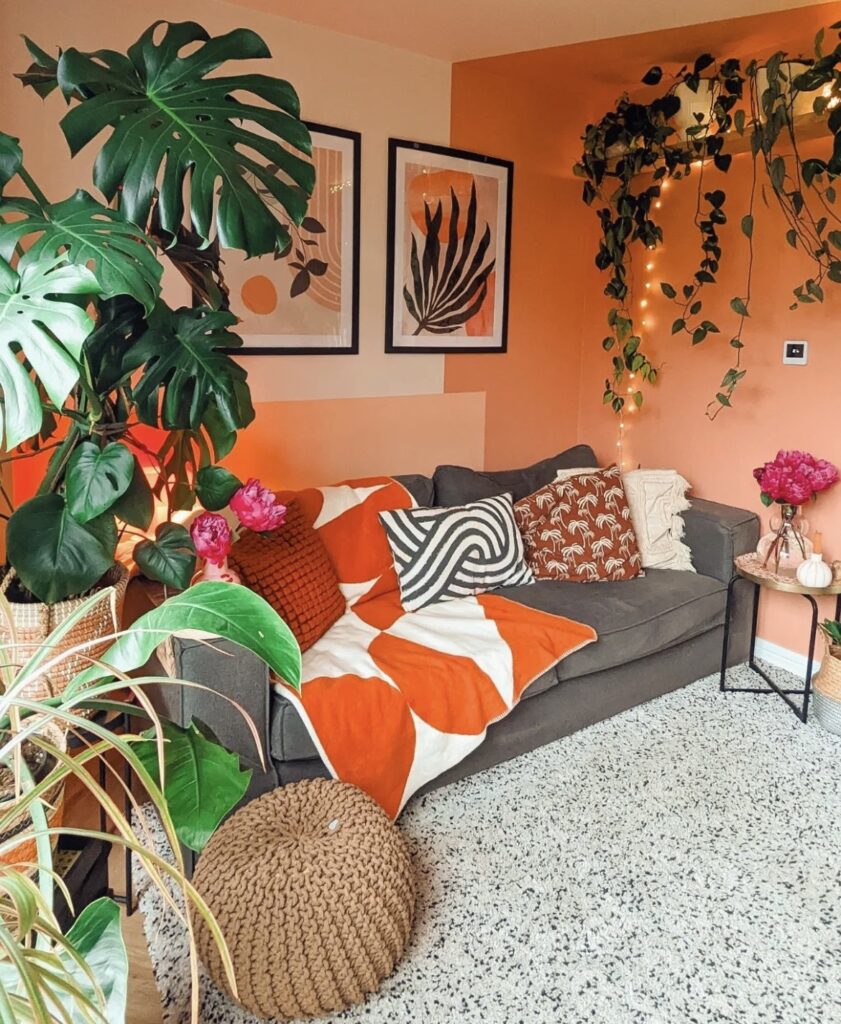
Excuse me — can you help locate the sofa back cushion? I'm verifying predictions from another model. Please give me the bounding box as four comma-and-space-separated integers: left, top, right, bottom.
229, 500, 346, 651
433, 444, 598, 507
393, 473, 435, 507
514, 466, 643, 582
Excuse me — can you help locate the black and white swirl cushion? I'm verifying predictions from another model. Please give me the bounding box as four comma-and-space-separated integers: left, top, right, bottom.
379, 494, 534, 611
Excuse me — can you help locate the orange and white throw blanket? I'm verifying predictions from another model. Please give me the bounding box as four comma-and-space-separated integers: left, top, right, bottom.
274, 477, 597, 818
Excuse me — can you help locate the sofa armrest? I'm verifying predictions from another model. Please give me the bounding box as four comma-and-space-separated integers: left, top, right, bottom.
147, 636, 278, 799
683, 498, 760, 582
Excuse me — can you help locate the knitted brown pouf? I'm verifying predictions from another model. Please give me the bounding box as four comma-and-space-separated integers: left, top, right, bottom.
191, 778, 416, 1021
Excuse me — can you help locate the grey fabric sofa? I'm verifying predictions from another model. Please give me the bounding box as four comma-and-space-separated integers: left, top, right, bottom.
151, 446, 759, 803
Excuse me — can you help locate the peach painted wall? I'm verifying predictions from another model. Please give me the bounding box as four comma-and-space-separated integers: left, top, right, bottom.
224, 392, 486, 489
450, 2, 841, 654
1, 0, 478, 495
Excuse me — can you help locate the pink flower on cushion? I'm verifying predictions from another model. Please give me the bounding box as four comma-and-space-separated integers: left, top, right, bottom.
230, 478, 287, 533
190, 512, 233, 566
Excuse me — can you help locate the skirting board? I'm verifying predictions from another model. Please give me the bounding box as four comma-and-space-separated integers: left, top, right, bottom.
753, 638, 820, 680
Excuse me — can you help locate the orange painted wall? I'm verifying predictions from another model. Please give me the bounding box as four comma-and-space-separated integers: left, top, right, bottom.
450, 2, 841, 654
447, 67, 588, 470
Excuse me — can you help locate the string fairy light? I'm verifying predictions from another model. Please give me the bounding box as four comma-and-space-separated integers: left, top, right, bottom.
616, 178, 669, 469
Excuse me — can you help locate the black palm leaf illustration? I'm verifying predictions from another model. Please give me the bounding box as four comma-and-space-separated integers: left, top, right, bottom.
403, 181, 495, 335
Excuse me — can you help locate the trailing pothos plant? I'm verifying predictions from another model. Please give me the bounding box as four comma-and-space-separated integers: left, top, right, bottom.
576, 21, 841, 418
0, 580, 302, 1022
575, 55, 744, 415
0, 21, 314, 604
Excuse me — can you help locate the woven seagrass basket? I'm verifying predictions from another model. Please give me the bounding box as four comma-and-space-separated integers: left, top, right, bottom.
813, 643, 841, 736
0, 563, 130, 703
0, 721, 67, 869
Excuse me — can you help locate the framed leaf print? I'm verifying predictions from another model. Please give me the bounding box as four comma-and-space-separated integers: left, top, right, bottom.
385, 138, 513, 354
224, 122, 360, 355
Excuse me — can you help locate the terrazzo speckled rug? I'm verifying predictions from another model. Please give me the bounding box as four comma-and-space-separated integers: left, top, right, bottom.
136, 668, 841, 1023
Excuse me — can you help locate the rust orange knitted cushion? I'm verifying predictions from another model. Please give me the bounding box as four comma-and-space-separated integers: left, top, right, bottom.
229, 500, 346, 652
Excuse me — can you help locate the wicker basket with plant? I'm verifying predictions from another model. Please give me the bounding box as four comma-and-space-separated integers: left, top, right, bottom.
813, 619, 841, 735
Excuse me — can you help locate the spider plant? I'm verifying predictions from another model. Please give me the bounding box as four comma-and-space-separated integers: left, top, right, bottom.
0, 579, 301, 1023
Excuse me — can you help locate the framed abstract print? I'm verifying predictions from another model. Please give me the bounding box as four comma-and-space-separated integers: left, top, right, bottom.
225, 122, 360, 355
385, 138, 513, 354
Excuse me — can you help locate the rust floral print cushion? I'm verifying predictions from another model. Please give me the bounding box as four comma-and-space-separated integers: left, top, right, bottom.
514, 466, 643, 582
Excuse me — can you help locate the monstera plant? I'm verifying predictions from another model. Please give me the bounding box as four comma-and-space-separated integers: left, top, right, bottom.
0, 21, 313, 604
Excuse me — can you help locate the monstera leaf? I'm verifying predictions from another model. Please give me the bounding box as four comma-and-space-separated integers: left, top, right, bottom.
196, 465, 242, 511
53, 20, 314, 256
65, 440, 135, 523
121, 304, 254, 432
403, 181, 496, 336
0, 253, 98, 449
0, 190, 161, 312
14, 35, 60, 98
6, 493, 117, 603
0, 132, 22, 190
134, 522, 196, 591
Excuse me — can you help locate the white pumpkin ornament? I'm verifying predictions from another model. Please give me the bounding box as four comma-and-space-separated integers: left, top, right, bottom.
796, 532, 833, 588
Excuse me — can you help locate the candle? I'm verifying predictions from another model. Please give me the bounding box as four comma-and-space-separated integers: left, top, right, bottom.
813, 531, 823, 555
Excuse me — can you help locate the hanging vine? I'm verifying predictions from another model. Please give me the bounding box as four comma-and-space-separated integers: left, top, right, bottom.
576, 21, 841, 417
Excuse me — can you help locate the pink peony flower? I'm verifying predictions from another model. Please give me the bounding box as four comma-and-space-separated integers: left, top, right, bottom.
190, 512, 233, 566
753, 449, 839, 505
229, 478, 287, 533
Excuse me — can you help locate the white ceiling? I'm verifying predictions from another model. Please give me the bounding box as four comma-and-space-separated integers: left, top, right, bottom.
227, 0, 825, 61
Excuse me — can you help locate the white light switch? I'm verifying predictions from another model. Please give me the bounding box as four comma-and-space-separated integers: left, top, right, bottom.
783, 340, 808, 365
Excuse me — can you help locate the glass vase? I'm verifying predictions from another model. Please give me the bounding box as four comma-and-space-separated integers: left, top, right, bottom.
756, 503, 813, 572
192, 558, 241, 586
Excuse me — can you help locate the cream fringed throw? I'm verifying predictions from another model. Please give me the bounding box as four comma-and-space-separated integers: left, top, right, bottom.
621, 469, 694, 572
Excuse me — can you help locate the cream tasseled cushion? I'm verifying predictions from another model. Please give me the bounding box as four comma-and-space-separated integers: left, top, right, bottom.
191, 779, 416, 1020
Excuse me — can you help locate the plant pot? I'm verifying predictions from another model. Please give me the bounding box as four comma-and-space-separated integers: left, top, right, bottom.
672, 79, 721, 141
0, 563, 130, 702
755, 61, 813, 122
0, 721, 67, 869
813, 643, 841, 736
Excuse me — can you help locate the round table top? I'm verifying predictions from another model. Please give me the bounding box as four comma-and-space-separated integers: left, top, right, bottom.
735, 553, 841, 596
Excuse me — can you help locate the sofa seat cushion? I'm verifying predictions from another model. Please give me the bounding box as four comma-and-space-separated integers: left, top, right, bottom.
269, 568, 727, 762
494, 568, 727, 698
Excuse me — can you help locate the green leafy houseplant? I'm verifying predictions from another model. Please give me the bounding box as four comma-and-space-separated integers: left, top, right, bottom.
576, 22, 841, 417
0, 580, 302, 1022
0, 20, 314, 604
821, 618, 841, 648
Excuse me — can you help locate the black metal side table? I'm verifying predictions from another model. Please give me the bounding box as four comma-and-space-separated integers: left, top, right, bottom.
720, 553, 841, 723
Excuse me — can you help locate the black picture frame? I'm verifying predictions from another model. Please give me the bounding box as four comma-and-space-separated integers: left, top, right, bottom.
233, 121, 361, 356
385, 137, 513, 354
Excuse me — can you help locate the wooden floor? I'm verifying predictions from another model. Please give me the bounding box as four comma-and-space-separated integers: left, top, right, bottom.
125, 908, 163, 1024
111, 850, 164, 1024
